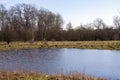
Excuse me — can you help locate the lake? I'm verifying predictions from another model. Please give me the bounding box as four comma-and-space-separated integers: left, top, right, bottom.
0, 48, 119, 79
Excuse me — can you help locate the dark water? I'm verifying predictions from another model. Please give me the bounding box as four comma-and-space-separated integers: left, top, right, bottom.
0, 48, 120, 79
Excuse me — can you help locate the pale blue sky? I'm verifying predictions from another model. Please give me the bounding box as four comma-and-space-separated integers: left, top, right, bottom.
0, 0, 120, 27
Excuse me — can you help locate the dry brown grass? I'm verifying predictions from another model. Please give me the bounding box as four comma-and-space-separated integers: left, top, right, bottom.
0, 71, 106, 80
0, 41, 119, 51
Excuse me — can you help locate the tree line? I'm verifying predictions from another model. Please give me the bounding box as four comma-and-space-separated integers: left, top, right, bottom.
0, 4, 120, 44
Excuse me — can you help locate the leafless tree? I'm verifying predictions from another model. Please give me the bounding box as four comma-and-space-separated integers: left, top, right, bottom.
113, 16, 120, 30
93, 18, 106, 29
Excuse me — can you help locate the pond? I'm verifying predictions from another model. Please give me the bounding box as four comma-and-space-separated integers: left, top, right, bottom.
0, 48, 120, 79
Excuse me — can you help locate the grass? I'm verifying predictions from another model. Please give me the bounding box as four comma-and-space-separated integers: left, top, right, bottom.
0, 41, 119, 51
0, 71, 106, 80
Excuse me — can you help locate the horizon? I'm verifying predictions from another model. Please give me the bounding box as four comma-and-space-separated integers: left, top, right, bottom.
0, 0, 120, 27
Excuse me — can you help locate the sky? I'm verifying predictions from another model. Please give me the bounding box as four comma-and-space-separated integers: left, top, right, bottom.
0, 0, 120, 27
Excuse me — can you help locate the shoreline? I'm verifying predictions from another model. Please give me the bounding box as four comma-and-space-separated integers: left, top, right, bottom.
0, 41, 119, 51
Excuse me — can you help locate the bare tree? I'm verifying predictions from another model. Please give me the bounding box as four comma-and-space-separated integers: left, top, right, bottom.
113, 16, 120, 40
21, 4, 37, 42
46, 13, 64, 41
93, 18, 106, 29
113, 16, 120, 30
37, 9, 55, 40
66, 22, 73, 31
0, 4, 13, 44
0, 4, 7, 41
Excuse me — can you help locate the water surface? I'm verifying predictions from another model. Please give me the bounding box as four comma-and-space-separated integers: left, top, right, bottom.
0, 48, 119, 79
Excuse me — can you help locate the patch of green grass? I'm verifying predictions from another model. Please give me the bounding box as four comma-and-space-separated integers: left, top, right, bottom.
0, 41, 119, 51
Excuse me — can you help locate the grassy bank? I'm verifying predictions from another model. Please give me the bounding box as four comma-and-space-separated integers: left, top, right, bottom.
0, 41, 119, 51
0, 71, 106, 80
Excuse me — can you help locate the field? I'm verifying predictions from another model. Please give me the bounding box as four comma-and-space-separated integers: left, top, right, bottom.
0, 41, 119, 51
0, 71, 106, 80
